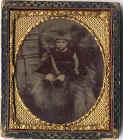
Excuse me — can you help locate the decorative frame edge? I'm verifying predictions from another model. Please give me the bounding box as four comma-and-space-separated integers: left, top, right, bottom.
1, 1, 120, 139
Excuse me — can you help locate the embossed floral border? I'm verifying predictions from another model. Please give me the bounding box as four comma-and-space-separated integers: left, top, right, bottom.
1, 1, 120, 139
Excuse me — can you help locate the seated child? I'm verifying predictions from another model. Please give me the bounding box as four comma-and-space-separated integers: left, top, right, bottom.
43, 37, 80, 86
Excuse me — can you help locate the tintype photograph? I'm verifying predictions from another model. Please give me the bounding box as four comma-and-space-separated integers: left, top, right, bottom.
16, 19, 104, 124
1, 1, 120, 139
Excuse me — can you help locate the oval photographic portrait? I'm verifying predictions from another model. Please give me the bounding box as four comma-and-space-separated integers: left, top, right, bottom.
16, 19, 104, 124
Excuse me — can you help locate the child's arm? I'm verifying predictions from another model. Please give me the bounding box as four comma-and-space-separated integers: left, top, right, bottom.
40, 52, 49, 62
36, 52, 49, 72
73, 52, 80, 75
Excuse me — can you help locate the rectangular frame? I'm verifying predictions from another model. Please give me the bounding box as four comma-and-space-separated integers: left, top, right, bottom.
1, 1, 120, 139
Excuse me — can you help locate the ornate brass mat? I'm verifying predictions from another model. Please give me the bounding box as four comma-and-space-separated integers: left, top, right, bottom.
9, 9, 112, 131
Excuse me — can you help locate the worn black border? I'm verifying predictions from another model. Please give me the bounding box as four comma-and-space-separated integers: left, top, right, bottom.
1, 1, 120, 139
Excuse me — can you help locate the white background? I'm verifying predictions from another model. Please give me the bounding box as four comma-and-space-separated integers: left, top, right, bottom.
0, 0, 122, 140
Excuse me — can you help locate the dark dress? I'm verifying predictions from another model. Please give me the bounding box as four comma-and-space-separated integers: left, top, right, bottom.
37, 47, 78, 78
34, 47, 80, 123
30, 47, 96, 124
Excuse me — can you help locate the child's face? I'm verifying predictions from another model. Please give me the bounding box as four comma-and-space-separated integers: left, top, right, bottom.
56, 39, 68, 50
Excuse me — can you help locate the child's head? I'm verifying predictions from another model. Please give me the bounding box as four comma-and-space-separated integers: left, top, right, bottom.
55, 39, 69, 50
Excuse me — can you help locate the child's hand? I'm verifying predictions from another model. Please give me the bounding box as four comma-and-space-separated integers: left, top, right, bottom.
56, 74, 65, 82
45, 73, 56, 82
74, 68, 80, 75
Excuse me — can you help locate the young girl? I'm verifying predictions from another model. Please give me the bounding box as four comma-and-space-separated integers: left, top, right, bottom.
42, 36, 80, 87
30, 34, 96, 123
